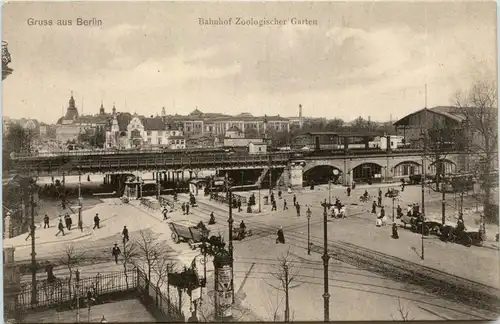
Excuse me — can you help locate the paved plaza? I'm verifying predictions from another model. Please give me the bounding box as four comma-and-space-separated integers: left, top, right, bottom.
9, 182, 500, 321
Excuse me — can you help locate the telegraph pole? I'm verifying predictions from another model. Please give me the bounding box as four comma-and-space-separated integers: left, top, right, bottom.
322, 204, 330, 321
441, 164, 446, 225
421, 132, 426, 260
78, 172, 83, 231
284, 264, 290, 322
30, 184, 37, 306
268, 154, 273, 194
227, 179, 235, 304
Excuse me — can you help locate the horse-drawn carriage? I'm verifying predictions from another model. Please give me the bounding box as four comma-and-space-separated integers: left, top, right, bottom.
232, 227, 253, 241
168, 220, 209, 250
440, 225, 483, 247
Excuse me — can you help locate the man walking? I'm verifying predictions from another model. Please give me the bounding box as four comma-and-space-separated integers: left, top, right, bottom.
185, 203, 190, 215
122, 226, 129, 243
347, 186, 351, 197
237, 199, 242, 212
93, 213, 100, 229
271, 199, 277, 211
162, 207, 169, 221
283, 199, 288, 210
56, 219, 65, 236
43, 214, 50, 229
372, 201, 377, 214
112, 243, 121, 264
296, 203, 301, 217
293, 194, 297, 206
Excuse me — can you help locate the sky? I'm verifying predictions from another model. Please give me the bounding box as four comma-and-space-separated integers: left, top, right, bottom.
1, 1, 497, 124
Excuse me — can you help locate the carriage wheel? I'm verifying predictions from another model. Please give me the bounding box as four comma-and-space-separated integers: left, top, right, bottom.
464, 235, 472, 247
171, 232, 180, 244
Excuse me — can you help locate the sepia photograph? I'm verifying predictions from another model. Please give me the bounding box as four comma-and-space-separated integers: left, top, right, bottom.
1, 0, 498, 322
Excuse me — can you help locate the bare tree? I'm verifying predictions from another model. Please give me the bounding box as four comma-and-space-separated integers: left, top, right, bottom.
455, 80, 498, 230
197, 290, 252, 322
135, 230, 170, 289
152, 257, 176, 291
265, 290, 285, 321
59, 244, 85, 300
265, 249, 301, 322
390, 298, 413, 321
120, 240, 139, 290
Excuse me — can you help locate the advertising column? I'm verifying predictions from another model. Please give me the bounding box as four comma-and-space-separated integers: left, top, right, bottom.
213, 250, 233, 321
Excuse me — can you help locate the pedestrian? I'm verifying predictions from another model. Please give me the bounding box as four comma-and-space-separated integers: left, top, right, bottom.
380, 206, 385, 218
283, 199, 288, 210
293, 194, 297, 206
43, 214, 50, 229
271, 192, 275, 203
122, 226, 129, 243
392, 223, 399, 239
407, 205, 412, 216
186, 203, 190, 215
209, 212, 216, 225
237, 199, 242, 212
56, 219, 65, 236
64, 214, 70, 230
296, 203, 301, 217
25, 227, 32, 241
371, 201, 377, 214
352, 181, 356, 190
271, 199, 277, 211
397, 205, 402, 218
163, 207, 168, 220
401, 178, 405, 192
67, 215, 73, 231
112, 243, 121, 264
278, 190, 282, 199
347, 187, 351, 197
378, 188, 382, 198
93, 213, 100, 229
276, 226, 285, 244
182, 202, 186, 214
377, 195, 382, 207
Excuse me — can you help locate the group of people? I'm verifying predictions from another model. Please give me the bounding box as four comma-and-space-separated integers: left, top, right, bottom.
329, 198, 347, 218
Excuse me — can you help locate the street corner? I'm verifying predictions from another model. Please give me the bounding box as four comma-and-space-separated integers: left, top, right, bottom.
5, 228, 92, 248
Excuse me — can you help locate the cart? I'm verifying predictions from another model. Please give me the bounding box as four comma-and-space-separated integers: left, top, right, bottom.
232, 227, 253, 241
168, 220, 209, 250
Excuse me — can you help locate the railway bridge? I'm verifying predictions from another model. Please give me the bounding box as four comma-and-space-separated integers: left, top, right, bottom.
10, 148, 468, 190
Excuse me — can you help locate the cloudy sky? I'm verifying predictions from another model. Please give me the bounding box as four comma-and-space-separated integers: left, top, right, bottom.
2, 1, 496, 124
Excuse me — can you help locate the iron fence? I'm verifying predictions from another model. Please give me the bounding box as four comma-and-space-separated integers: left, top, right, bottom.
136, 268, 184, 322
11, 269, 137, 313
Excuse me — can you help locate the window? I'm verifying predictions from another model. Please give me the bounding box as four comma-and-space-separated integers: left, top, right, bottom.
187, 127, 191, 132
157, 138, 162, 145
157, 131, 163, 137
146, 131, 152, 136
258, 147, 262, 152
147, 137, 151, 144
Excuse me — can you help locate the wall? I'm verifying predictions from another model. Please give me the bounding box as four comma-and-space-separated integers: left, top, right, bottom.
224, 138, 263, 147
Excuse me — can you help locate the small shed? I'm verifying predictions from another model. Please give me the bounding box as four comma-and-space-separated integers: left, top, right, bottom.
249, 142, 267, 154
189, 179, 209, 196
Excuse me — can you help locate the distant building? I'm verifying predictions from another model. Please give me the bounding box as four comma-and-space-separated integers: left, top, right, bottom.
2, 117, 41, 137
248, 142, 267, 154
165, 108, 290, 137
287, 104, 304, 129
105, 111, 186, 149
56, 94, 111, 143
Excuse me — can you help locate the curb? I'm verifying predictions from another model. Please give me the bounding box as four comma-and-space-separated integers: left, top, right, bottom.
8, 231, 92, 248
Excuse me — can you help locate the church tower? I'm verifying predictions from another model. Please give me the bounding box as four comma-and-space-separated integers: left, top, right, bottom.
112, 103, 116, 115
99, 101, 105, 115
299, 104, 303, 129
64, 91, 79, 120
161, 107, 166, 117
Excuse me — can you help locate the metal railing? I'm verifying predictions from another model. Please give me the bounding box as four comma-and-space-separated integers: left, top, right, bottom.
11, 269, 137, 312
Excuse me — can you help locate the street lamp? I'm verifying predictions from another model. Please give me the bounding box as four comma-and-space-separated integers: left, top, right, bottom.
258, 184, 262, 213
328, 180, 332, 206
322, 204, 330, 321
306, 208, 312, 255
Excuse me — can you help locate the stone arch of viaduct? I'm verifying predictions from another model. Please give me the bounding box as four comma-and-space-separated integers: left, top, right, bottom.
291, 154, 459, 187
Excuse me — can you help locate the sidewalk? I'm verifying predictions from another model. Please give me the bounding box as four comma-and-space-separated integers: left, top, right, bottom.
3, 227, 92, 248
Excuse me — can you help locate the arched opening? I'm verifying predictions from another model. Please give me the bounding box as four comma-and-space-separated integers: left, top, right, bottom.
352, 163, 382, 182
429, 160, 456, 175
303, 165, 342, 185
393, 161, 421, 178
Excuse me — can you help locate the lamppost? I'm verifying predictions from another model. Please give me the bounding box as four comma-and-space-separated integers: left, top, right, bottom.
328, 180, 332, 206
78, 171, 83, 232
392, 197, 395, 222
75, 269, 81, 323
306, 208, 312, 255
225, 177, 235, 304
322, 204, 330, 321
420, 131, 426, 260
29, 182, 37, 306
258, 183, 262, 213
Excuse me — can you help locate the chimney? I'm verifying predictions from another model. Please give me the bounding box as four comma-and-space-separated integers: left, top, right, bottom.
299, 104, 303, 129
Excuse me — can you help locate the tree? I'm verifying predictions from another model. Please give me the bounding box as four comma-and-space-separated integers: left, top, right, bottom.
390, 298, 413, 321
265, 249, 300, 322
455, 80, 498, 227
3, 123, 34, 171
135, 230, 170, 289
60, 244, 86, 300
78, 126, 106, 148
120, 241, 140, 290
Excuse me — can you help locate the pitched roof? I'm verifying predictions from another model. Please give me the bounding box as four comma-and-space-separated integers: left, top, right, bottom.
393, 106, 465, 126
227, 126, 241, 132
140, 116, 166, 131
116, 113, 133, 131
